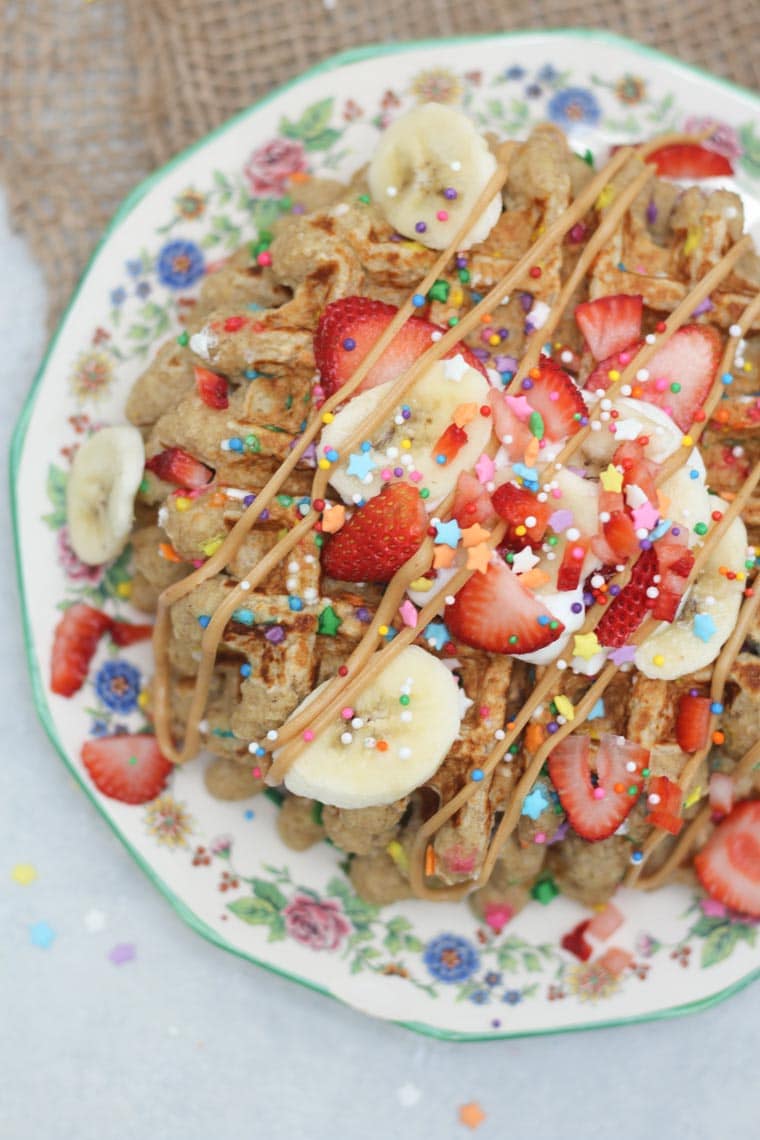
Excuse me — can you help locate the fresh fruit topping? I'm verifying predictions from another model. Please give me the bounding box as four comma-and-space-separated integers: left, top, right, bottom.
51, 603, 112, 697
602, 511, 640, 561
194, 365, 229, 409
557, 537, 589, 590
694, 801, 760, 917
584, 343, 643, 393
646, 775, 684, 835
522, 358, 586, 441
451, 471, 494, 527
635, 325, 722, 431
646, 142, 734, 179
488, 389, 533, 459
613, 439, 659, 506
445, 559, 564, 655
575, 294, 643, 361
433, 422, 468, 464
675, 693, 711, 752
561, 919, 593, 961
109, 619, 154, 646
652, 542, 695, 621
596, 547, 657, 648
66, 425, 145, 565
145, 447, 214, 489
81, 734, 173, 804
548, 733, 647, 841
491, 482, 551, 548
313, 297, 487, 398
320, 482, 427, 583
709, 772, 734, 818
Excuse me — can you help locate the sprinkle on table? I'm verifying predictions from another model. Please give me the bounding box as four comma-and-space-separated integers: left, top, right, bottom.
458, 1102, 487, 1130
29, 921, 55, 949
11, 863, 37, 885
108, 942, 137, 966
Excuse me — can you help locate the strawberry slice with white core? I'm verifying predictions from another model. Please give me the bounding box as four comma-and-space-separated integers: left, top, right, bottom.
694, 801, 760, 917
584, 342, 643, 393
145, 447, 214, 489
646, 143, 734, 179
51, 603, 112, 697
548, 733, 647, 841
451, 471, 494, 527
575, 294, 643, 362
521, 358, 586, 441
445, 559, 564, 655
82, 734, 173, 804
636, 325, 722, 431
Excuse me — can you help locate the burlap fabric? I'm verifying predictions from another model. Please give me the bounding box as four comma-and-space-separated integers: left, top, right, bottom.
1, 0, 758, 327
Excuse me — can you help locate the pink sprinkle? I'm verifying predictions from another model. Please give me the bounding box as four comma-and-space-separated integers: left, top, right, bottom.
380, 467, 392, 480
479, 705, 490, 718
618, 351, 632, 365
534, 832, 546, 844
303, 729, 315, 742
436, 210, 449, 222
549, 391, 559, 401
593, 787, 606, 800
475, 452, 495, 484
654, 377, 668, 392
483, 902, 513, 934
399, 600, 418, 628
409, 470, 423, 483
257, 251, 272, 267
341, 707, 354, 720
252, 766, 262, 779
551, 487, 563, 499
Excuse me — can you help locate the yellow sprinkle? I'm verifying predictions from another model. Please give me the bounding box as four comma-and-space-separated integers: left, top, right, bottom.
400, 439, 412, 450
409, 576, 433, 592
175, 497, 191, 512
318, 457, 331, 469
386, 840, 408, 872
596, 185, 616, 210
573, 632, 602, 661
515, 524, 527, 537
684, 785, 703, 809
378, 625, 389, 636
736, 572, 745, 581
653, 654, 665, 666
11, 863, 37, 885
138, 690, 149, 709
116, 581, 132, 599
683, 224, 702, 256
743, 361, 752, 372
450, 287, 464, 307
201, 538, 224, 557
488, 334, 501, 346
321, 412, 334, 424
681, 435, 693, 447
600, 463, 624, 492
554, 695, 575, 721
607, 368, 620, 382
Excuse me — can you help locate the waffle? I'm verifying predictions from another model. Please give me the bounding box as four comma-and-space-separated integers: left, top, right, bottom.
127, 122, 760, 912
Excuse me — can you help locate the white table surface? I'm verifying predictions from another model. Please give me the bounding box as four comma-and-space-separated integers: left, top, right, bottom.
1, 188, 758, 1140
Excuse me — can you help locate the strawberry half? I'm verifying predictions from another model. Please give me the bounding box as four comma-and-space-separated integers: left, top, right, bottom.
445, 559, 564, 655
523, 358, 586, 441
194, 365, 229, 409
646, 143, 734, 180
584, 342, 643, 393
694, 801, 760, 917
575, 294, 643, 362
548, 733, 647, 841
636, 325, 723, 431
596, 546, 657, 648
313, 297, 487, 397
492, 482, 550, 548
320, 483, 427, 583
675, 693, 711, 752
82, 734, 173, 804
613, 439, 659, 506
145, 447, 214, 489
602, 511, 640, 561
652, 541, 694, 621
109, 619, 154, 647
451, 471, 494, 527
646, 775, 684, 835
51, 603, 112, 697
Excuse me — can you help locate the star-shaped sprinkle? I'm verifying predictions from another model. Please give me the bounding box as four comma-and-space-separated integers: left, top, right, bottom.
548, 508, 573, 532
600, 464, 624, 492
554, 694, 575, 720
522, 785, 550, 820
573, 632, 602, 660
398, 600, 418, 628
458, 1103, 487, 1131
453, 402, 478, 427
397, 1083, 421, 1108
609, 645, 636, 665
433, 518, 462, 548
475, 452, 495, 484
466, 542, 491, 573
461, 522, 490, 548
632, 501, 660, 530
511, 546, 540, 574
29, 921, 55, 949
317, 605, 342, 636
693, 612, 717, 642
346, 451, 376, 479
625, 483, 649, 509
321, 504, 345, 533
11, 863, 37, 885
587, 698, 606, 721
442, 354, 470, 381
424, 620, 450, 650
517, 568, 551, 589
433, 545, 456, 569
512, 461, 538, 490
505, 394, 532, 421
108, 943, 136, 966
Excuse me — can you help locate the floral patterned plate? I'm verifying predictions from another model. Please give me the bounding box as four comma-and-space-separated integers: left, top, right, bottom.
12, 31, 760, 1039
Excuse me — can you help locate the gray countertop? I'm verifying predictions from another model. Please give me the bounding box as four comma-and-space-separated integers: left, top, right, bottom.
1, 190, 757, 1140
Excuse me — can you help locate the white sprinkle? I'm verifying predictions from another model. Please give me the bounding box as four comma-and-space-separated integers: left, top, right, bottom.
646, 586, 659, 598
567, 527, 581, 541
599, 511, 611, 523
240, 580, 251, 590
645, 334, 656, 345
525, 515, 537, 527
286, 577, 298, 592
729, 323, 742, 337
494, 729, 505, 741
266, 730, 278, 742
450, 160, 462, 171
648, 793, 661, 805
198, 719, 209, 733
303, 587, 318, 603
620, 384, 632, 396
636, 527, 649, 540
561, 350, 573, 364
399, 747, 412, 760
340, 732, 353, 745
601, 398, 612, 411
386, 446, 399, 459
332, 202, 350, 217
557, 659, 567, 670
590, 420, 602, 432
445, 595, 456, 605
352, 493, 363, 504
591, 574, 605, 589
248, 742, 259, 754
394, 415, 404, 426
431, 330, 443, 342
386, 186, 397, 197
351, 717, 364, 729
556, 715, 567, 726
364, 737, 376, 749
304, 554, 316, 564
288, 561, 300, 573
626, 761, 637, 772
636, 369, 649, 382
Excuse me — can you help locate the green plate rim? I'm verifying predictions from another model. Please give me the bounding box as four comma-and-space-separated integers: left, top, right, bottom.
10, 28, 759, 1042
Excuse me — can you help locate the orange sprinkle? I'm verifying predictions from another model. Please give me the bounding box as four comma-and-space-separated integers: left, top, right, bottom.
376, 740, 389, 752
712, 731, 725, 745
518, 568, 551, 589
287, 170, 310, 183
159, 542, 183, 563
424, 845, 436, 877
613, 782, 625, 793
480, 312, 493, 324
525, 723, 546, 753
714, 408, 730, 423
529, 367, 541, 380
632, 386, 642, 398
524, 437, 540, 464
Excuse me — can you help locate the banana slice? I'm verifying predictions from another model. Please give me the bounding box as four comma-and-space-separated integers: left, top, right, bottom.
66, 426, 145, 564
281, 646, 462, 809
636, 502, 748, 680
321, 357, 492, 508
582, 397, 684, 468
368, 103, 502, 250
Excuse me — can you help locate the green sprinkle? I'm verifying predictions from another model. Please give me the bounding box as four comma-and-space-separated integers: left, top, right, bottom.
508, 634, 518, 645
139, 478, 149, 494
670, 382, 681, 393
177, 330, 189, 346
547, 535, 559, 546
627, 785, 639, 796
448, 316, 459, 327
427, 279, 450, 303
695, 522, 708, 536
399, 694, 410, 706
419, 488, 430, 499
311, 801, 324, 827
357, 193, 370, 204
245, 433, 261, 453
457, 268, 470, 283
317, 605, 342, 636
314, 533, 324, 548
276, 494, 294, 508
549, 620, 559, 630
531, 876, 559, 904
508, 743, 519, 755
529, 410, 545, 440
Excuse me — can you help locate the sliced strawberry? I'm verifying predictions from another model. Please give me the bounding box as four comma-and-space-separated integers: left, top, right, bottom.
82, 734, 173, 804
636, 325, 723, 431
51, 603, 112, 697
561, 919, 593, 961
584, 342, 643, 393
145, 447, 214, 489
646, 775, 684, 835
596, 546, 657, 648
445, 559, 564, 655
575, 294, 643, 362
491, 482, 550, 548
313, 297, 487, 397
488, 389, 533, 460
194, 365, 229, 409
652, 541, 695, 621
548, 733, 647, 841
557, 537, 588, 590
613, 439, 659, 506
694, 801, 760, 917
109, 620, 154, 646
709, 772, 734, 818
646, 143, 734, 179
675, 693, 711, 752
451, 471, 494, 527
523, 357, 586, 441
321, 483, 427, 583
433, 423, 468, 465
602, 511, 640, 561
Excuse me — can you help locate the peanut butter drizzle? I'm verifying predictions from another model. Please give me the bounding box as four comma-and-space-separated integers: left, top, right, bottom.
147, 129, 758, 904
153, 144, 637, 762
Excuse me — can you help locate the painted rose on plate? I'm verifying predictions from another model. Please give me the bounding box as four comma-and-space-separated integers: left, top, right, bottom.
243, 138, 308, 196
282, 894, 352, 951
